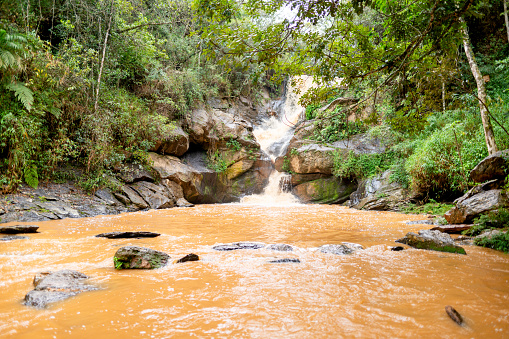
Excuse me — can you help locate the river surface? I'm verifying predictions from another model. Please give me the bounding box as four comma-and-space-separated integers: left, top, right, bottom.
1, 205, 508, 338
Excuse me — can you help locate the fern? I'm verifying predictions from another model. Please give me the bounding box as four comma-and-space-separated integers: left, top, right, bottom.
5, 82, 33, 111
24, 163, 39, 189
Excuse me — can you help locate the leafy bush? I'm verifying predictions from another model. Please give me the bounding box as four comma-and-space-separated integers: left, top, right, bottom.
405, 122, 487, 198
474, 232, 509, 253
313, 108, 366, 143
401, 200, 454, 215
333, 151, 396, 179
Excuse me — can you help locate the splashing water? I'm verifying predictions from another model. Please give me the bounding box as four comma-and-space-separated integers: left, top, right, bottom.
240, 76, 316, 205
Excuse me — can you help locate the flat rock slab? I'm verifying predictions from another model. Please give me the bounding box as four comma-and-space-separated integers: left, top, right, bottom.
267, 244, 294, 252
212, 242, 266, 251
0, 225, 39, 234
96, 231, 160, 239
396, 230, 466, 254
114, 246, 170, 269
268, 258, 301, 263
431, 224, 472, 234
176, 253, 200, 263
319, 243, 364, 255
24, 270, 98, 308
0, 235, 28, 241
406, 220, 436, 225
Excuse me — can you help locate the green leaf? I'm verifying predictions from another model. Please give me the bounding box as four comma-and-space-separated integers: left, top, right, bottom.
24, 164, 39, 189
5, 82, 34, 111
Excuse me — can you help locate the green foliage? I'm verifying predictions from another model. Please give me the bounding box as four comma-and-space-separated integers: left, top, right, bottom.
226, 138, 241, 152
474, 232, 509, 253
313, 108, 366, 143
23, 163, 38, 189
113, 256, 124, 270
5, 81, 33, 111
405, 121, 487, 198
401, 199, 454, 215
206, 150, 229, 173
333, 151, 395, 179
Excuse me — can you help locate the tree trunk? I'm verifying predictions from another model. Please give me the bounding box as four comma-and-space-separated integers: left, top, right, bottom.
94, 1, 114, 112
460, 18, 498, 155
505, 0, 509, 44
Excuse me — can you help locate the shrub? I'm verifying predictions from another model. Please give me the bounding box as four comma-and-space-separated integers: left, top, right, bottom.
313, 108, 366, 143
474, 232, 509, 253
333, 151, 396, 179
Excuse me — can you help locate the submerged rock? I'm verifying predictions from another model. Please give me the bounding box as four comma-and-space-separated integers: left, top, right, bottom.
175, 253, 200, 263
24, 270, 98, 308
319, 243, 364, 255
268, 258, 301, 263
0, 235, 28, 241
267, 243, 293, 252
0, 225, 39, 234
396, 230, 466, 254
212, 242, 266, 251
96, 231, 160, 239
445, 305, 464, 326
391, 246, 405, 251
114, 246, 170, 269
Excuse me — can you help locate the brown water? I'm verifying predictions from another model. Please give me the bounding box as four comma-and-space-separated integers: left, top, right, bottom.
1, 205, 508, 338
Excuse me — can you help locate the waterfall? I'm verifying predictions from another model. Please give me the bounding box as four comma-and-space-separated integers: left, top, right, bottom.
240, 76, 315, 205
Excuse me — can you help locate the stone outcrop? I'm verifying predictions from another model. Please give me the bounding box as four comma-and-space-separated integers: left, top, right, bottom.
396, 230, 466, 254
24, 270, 98, 308
293, 177, 356, 204
469, 149, 509, 183
150, 125, 189, 157
349, 170, 412, 211
113, 246, 170, 269
445, 188, 508, 224
319, 243, 364, 255
116, 164, 155, 184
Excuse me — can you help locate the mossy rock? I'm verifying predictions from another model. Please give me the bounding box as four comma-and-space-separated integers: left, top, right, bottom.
293, 177, 356, 204
396, 230, 466, 255
113, 246, 170, 269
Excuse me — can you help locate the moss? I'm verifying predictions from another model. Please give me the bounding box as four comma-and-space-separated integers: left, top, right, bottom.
412, 242, 467, 255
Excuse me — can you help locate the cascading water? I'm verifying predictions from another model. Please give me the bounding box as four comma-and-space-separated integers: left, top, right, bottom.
240, 76, 316, 205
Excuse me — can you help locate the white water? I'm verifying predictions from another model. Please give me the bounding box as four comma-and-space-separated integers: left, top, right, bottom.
240, 76, 316, 205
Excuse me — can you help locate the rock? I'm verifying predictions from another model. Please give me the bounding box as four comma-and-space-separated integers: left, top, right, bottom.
131, 181, 175, 210
350, 170, 413, 211
0, 225, 39, 234
95, 189, 121, 206
454, 235, 474, 246
406, 220, 436, 225
319, 243, 364, 255
469, 149, 509, 183
35, 201, 80, 219
151, 125, 189, 157
176, 198, 194, 207
444, 189, 508, 224
24, 270, 98, 308
175, 253, 200, 263
119, 185, 149, 209
212, 242, 266, 251
0, 235, 28, 241
267, 244, 293, 251
113, 246, 170, 269
445, 306, 464, 326
391, 246, 405, 251
268, 258, 301, 263
117, 163, 154, 183
396, 230, 466, 254
430, 224, 472, 234
96, 231, 160, 239
293, 177, 356, 204
113, 192, 131, 206
475, 229, 505, 241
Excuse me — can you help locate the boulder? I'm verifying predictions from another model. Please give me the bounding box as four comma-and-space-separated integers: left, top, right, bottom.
131, 181, 175, 209
119, 185, 149, 210
319, 243, 364, 255
444, 189, 508, 224
175, 253, 200, 263
24, 270, 98, 308
0, 225, 39, 234
113, 246, 170, 269
96, 231, 160, 239
470, 149, 509, 183
391, 246, 405, 251
176, 198, 194, 207
150, 125, 189, 157
350, 170, 412, 211
117, 163, 154, 183
396, 230, 466, 254
293, 177, 356, 204
445, 306, 464, 326
212, 242, 266, 251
